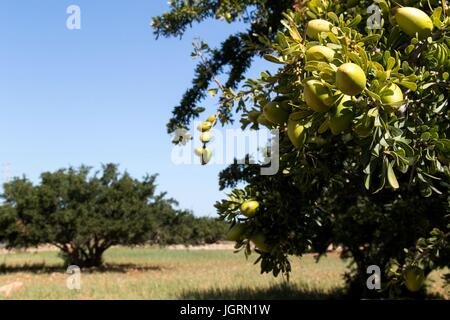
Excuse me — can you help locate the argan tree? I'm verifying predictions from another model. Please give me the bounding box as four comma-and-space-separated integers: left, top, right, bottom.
0, 164, 165, 267
155, 0, 449, 298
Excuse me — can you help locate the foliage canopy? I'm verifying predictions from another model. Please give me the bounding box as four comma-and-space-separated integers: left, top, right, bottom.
156, 0, 450, 298
0, 164, 227, 267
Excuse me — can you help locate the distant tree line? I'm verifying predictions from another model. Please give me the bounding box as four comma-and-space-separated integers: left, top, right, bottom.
151, 206, 229, 246
0, 164, 228, 267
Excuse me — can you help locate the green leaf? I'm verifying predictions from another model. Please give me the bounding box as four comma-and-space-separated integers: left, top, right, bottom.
357, 46, 369, 70
364, 174, 371, 190
327, 12, 339, 24
318, 118, 329, 134
405, 44, 415, 55
367, 90, 381, 102
431, 7, 443, 29
281, 20, 303, 42
360, 34, 381, 44
327, 31, 340, 44
387, 161, 399, 189
421, 82, 435, 90
368, 107, 379, 117
386, 57, 396, 71
263, 54, 285, 64
207, 88, 218, 97
194, 106, 206, 113
347, 15, 362, 28
420, 132, 431, 141
398, 81, 417, 91
348, 52, 362, 66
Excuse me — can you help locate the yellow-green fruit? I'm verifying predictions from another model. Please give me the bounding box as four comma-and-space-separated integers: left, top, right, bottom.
200, 132, 212, 143
263, 101, 290, 125
195, 147, 212, 164
396, 7, 433, 39
226, 223, 247, 241
201, 148, 212, 164
207, 115, 217, 123
354, 118, 374, 138
329, 96, 354, 135
380, 83, 404, 109
250, 233, 270, 253
306, 19, 333, 40
240, 200, 260, 217
404, 267, 425, 292
287, 112, 307, 149
305, 45, 335, 62
194, 147, 204, 157
336, 63, 367, 96
248, 111, 261, 122
257, 113, 275, 128
197, 121, 213, 132
304, 80, 333, 112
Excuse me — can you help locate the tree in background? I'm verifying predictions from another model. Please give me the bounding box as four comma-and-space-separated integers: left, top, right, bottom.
0, 164, 163, 267
149, 202, 228, 245
155, 0, 449, 298
0, 164, 227, 268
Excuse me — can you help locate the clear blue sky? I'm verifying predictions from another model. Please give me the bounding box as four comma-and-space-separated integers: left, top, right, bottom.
0, 1, 272, 216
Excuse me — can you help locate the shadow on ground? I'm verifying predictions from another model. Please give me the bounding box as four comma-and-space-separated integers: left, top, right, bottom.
179, 283, 347, 300
0, 262, 164, 274
179, 283, 449, 300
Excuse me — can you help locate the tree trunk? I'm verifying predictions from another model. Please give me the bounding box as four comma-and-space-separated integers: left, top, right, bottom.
60, 246, 106, 268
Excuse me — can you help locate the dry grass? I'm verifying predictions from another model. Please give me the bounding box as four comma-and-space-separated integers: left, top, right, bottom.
0, 247, 447, 300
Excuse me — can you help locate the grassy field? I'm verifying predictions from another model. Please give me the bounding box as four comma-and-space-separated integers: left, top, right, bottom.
0, 246, 447, 300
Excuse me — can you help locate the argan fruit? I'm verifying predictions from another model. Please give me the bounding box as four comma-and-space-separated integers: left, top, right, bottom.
396, 7, 433, 39
380, 83, 404, 110
201, 148, 212, 164
329, 95, 354, 135
287, 112, 307, 148
250, 233, 271, 253
207, 115, 217, 123
304, 80, 333, 112
248, 110, 261, 122
404, 267, 425, 292
194, 147, 204, 157
200, 132, 212, 143
354, 119, 374, 138
305, 45, 335, 62
257, 113, 275, 128
263, 101, 290, 125
306, 19, 333, 40
226, 223, 247, 241
197, 121, 213, 132
195, 147, 212, 164
240, 200, 260, 217
336, 63, 367, 96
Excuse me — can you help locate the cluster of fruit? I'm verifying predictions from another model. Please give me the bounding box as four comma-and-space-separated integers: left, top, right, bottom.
225, 200, 271, 253
247, 7, 434, 149
194, 115, 217, 165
